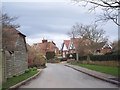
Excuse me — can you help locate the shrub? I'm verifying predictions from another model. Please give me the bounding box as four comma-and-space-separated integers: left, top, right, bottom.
25, 69, 29, 73
46, 51, 55, 60
29, 68, 33, 71
33, 67, 37, 71
27, 44, 46, 68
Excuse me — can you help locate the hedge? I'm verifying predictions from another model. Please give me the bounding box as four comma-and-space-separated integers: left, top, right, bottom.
79, 56, 87, 60
78, 55, 119, 61
46, 51, 55, 60
90, 55, 119, 61
67, 53, 119, 61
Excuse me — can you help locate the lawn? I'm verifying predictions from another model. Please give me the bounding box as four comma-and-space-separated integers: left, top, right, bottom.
2, 70, 39, 90
72, 63, 119, 77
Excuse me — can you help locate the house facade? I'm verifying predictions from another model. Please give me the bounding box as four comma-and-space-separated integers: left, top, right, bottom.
61, 40, 70, 58
62, 38, 112, 58
96, 44, 112, 54
33, 39, 59, 56
2, 28, 28, 80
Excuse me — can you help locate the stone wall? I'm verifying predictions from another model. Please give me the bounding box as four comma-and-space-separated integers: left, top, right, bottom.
5, 34, 28, 78
14, 35, 28, 76
5, 51, 14, 78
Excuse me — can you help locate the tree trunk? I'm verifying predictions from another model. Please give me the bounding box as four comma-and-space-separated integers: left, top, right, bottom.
76, 51, 79, 61
87, 55, 90, 64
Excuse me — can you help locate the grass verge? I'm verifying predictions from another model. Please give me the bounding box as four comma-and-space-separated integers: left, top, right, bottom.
71, 63, 119, 77
2, 70, 39, 90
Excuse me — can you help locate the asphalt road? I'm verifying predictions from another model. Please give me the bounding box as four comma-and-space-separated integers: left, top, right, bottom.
19, 63, 118, 88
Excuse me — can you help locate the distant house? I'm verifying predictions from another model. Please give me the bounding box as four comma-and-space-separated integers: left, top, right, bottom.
33, 39, 59, 55
61, 40, 70, 58
68, 38, 90, 53
62, 38, 112, 58
96, 43, 112, 54
2, 28, 28, 79
61, 38, 90, 58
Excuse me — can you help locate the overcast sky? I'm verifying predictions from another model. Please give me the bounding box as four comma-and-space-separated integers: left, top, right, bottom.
2, 0, 118, 49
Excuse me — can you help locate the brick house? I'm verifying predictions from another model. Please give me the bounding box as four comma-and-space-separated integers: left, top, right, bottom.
62, 38, 112, 58
33, 39, 59, 56
2, 28, 28, 80
96, 43, 112, 54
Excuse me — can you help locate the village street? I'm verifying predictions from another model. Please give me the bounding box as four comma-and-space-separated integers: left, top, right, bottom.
19, 63, 118, 88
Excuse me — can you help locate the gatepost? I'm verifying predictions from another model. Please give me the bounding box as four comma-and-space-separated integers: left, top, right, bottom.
0, 3, 2, 89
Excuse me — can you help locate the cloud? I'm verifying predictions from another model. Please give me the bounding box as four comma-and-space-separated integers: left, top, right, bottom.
26, 33, 70, 49
3, 2, 118, 50
2, 0, 71, 2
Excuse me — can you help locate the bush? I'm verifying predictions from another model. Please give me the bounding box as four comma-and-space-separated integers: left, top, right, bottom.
27, 44, 46, 68
29, 68, 33, 71
25, 69, 29, 73
33, 67, 37, 71
46, 51, 55, 60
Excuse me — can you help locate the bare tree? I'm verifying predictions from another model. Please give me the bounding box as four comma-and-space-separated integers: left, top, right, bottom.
68, 23, 108, 60
2, 13, 20, 28
72, 0, 120, 26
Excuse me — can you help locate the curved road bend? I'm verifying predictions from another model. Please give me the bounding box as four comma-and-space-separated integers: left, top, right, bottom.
19, 63, 118, 88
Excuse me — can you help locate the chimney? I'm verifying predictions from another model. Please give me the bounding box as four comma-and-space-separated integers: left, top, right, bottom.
42, 39, 47, 43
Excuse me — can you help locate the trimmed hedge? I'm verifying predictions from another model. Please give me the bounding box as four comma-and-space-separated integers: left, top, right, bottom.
67, 52, 119, 61
46, 51, 55, 60
78, 55, 119, 61
90, 55, 119, 61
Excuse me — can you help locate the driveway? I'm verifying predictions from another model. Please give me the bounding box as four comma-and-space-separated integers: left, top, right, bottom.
19, 63, 118, 88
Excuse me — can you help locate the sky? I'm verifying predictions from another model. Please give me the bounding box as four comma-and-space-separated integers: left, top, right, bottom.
2, 0, 118, 49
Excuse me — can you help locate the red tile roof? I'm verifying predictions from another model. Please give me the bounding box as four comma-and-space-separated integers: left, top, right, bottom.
33, 41, 59, 55
64, 40, 70, 49
71, 38, 90, 48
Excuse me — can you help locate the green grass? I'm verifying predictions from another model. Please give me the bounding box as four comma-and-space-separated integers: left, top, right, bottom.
72, 63, 119, 77
2, 70, 39, 90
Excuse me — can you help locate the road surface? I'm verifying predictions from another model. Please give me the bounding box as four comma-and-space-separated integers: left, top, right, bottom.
19, 63, 118, 88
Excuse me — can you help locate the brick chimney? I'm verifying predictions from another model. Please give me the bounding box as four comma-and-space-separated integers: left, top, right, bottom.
42, 39, 47, 43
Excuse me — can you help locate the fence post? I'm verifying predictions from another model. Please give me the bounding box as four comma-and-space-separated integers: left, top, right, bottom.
87, 55, 90, 64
